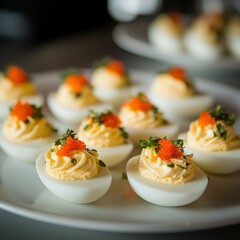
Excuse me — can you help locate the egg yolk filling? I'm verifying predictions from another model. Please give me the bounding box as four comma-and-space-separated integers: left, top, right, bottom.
138, 136, 196, 184
186, 105, 240, 152
55, 73, 99, 108
3, 100, 54, 142
77, 110, 128, 147
45, 129, 102, 180
151, 66, 194, 99
119, 93, 166, 129
91, 57, 130, 88
0, 65, 36, 101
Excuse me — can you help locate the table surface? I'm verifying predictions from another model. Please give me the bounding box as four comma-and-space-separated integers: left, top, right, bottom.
0, 20, 240, 240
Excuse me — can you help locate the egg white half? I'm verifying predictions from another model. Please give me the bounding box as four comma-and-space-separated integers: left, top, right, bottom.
126, 155, 208, 207
149, 92, 214, 120
124, 123, 180, 146
0, 94, 44, 120
93, 84, 143, 110
0, 130, 57, 163
47, 92, 113, 124
36, 153, 112, 203
179, 133, 240, 174
87, 141, 134, 168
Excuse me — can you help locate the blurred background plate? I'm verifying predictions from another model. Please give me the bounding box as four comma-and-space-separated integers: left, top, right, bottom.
113, 18, 240, 70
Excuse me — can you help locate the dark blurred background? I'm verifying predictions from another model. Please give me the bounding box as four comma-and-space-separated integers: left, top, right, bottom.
0, 0, 238, 71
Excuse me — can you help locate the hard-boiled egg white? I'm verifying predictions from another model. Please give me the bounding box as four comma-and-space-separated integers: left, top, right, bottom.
47, 92, 113, 124
124, 124, 180, 146
87, 141, 134, 168
126, 155, 208, 206
0, 129, 57, 163
183, 31, 223, 61
93, 84, 142, 111
35, 152, 112, 203
149, 92, 214, 121
0, 94, 44, 120
179, 133, 240, 174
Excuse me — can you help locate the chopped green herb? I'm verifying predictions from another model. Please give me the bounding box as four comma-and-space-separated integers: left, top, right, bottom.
93, 56, 112, 69
24, 119, 30, 124
75, 92, 81, 98
119, 127, 128, 140
55, 129, 77, 146
139, 136, 161, 149
60, 68, 75, 80
172, 139, 184, 152
83, 124, 89, 131
151, 106, 159, 120
167, 163, 175, 168
208, 105, 236, 125
122, 172, 128, 180
99, 160, 106, 167
51, 148, 55, 152
216, 123, 227, 140
71, 158, 77, 164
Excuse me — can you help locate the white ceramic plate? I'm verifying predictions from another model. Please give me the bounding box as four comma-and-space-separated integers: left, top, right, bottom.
0, 69, 240, 233
113, 19, 240, 70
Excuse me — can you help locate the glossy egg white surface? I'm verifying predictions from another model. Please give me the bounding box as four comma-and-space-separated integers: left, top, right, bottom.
47, 92, 113, 124
0, 94, 44, 120
89, 141, 134, 168
184, 31, 223, 61
93, 84, 142, 110
149, 92, 214, 120
126, 156, 208, 207
0, 130, 57, 163
125, 123, 180, 145
36, 153, 112, 203
179, 133, 240, 174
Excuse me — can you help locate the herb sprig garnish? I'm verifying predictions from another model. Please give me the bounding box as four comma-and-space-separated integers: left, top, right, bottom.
55, 129, 77, 146
208, 105, 236, 125
207, 105, 236, 140
60, 68, 76, 80
84, 110, 128, 140
93, 56, 112, 69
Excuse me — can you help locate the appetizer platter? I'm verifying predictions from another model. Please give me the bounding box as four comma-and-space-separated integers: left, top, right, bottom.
0, 64, 240, 233
113, 13, 240, 70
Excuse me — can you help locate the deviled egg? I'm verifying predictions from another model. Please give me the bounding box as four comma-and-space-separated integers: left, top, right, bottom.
179, 105, 240, 174
119, 92, 179, 145
36, 129, 112, 203
126, 136, 208, 206
0, 100, 57, 162
47, 72, 112, 124
0, 65, 44, 119
148, 66, 214, 121
91, 57, 141, 110
77, 110, 133, 168
183, 12, 225, 60
148, 11, 184, 53
225, 16, 240, 59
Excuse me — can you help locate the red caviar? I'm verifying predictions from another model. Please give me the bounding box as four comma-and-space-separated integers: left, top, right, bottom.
10, 100, 35, 122
198, 111, 216, 128
7, 65, 28, 85
124, 95, 152, 112
56, 137, 86, 157
106, 60, 125, 75
169, 67, 186, 81
100, 113, 122, 128
65, 74, 88, 93
157, 139, 183, 161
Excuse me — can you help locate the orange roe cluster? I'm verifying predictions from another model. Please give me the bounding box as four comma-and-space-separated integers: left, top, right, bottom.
7, 65, 28, 85
124, 94, 152, 112
168, 67, 186, 82
10, 100, 36, 122
56, 137, 86, 157
198, 111, 216, 128
169, 11, 182, 25
65, 74, 88, 93
100, 113, 122, 128
106, 60, 125, 75
157, 139, 183, 161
